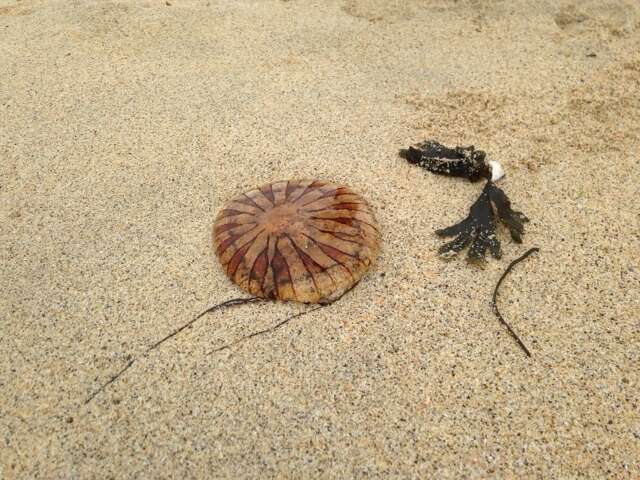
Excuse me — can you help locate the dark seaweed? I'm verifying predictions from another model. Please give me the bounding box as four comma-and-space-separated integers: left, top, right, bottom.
399, 140, 491, 182
492, 247, 540, 357
436, 182, 529, 261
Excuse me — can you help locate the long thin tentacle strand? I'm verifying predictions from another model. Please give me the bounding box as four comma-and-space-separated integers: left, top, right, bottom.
84, 297, 261, 405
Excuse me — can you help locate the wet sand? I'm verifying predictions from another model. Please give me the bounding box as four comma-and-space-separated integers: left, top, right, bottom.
1, 0, 639, 478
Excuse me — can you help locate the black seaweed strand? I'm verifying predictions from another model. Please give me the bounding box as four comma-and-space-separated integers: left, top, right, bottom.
491, 247, 539, 357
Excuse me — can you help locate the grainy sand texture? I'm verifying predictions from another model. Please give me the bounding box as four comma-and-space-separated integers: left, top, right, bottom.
1, 0, 639, 478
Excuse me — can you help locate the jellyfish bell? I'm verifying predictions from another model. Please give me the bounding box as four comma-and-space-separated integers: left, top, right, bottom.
213, 179, 380, 304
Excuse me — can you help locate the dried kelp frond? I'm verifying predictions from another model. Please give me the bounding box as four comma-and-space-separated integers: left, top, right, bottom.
437, 182, 529, 261
488, 183, 529, 243
436, 183, 499, 261
399, 140, 492, 182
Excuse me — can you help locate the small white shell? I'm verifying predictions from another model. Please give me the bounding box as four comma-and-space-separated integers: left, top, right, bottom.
489, 160, 505, 182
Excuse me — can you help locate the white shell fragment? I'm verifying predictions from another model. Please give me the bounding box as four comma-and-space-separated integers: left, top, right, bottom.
489, 160, 505, 182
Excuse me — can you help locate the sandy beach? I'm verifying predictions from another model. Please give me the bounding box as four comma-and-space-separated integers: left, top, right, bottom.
1, 0, 639, 478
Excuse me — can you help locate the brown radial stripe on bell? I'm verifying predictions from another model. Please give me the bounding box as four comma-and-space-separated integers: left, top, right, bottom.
213, 179, 380, 304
